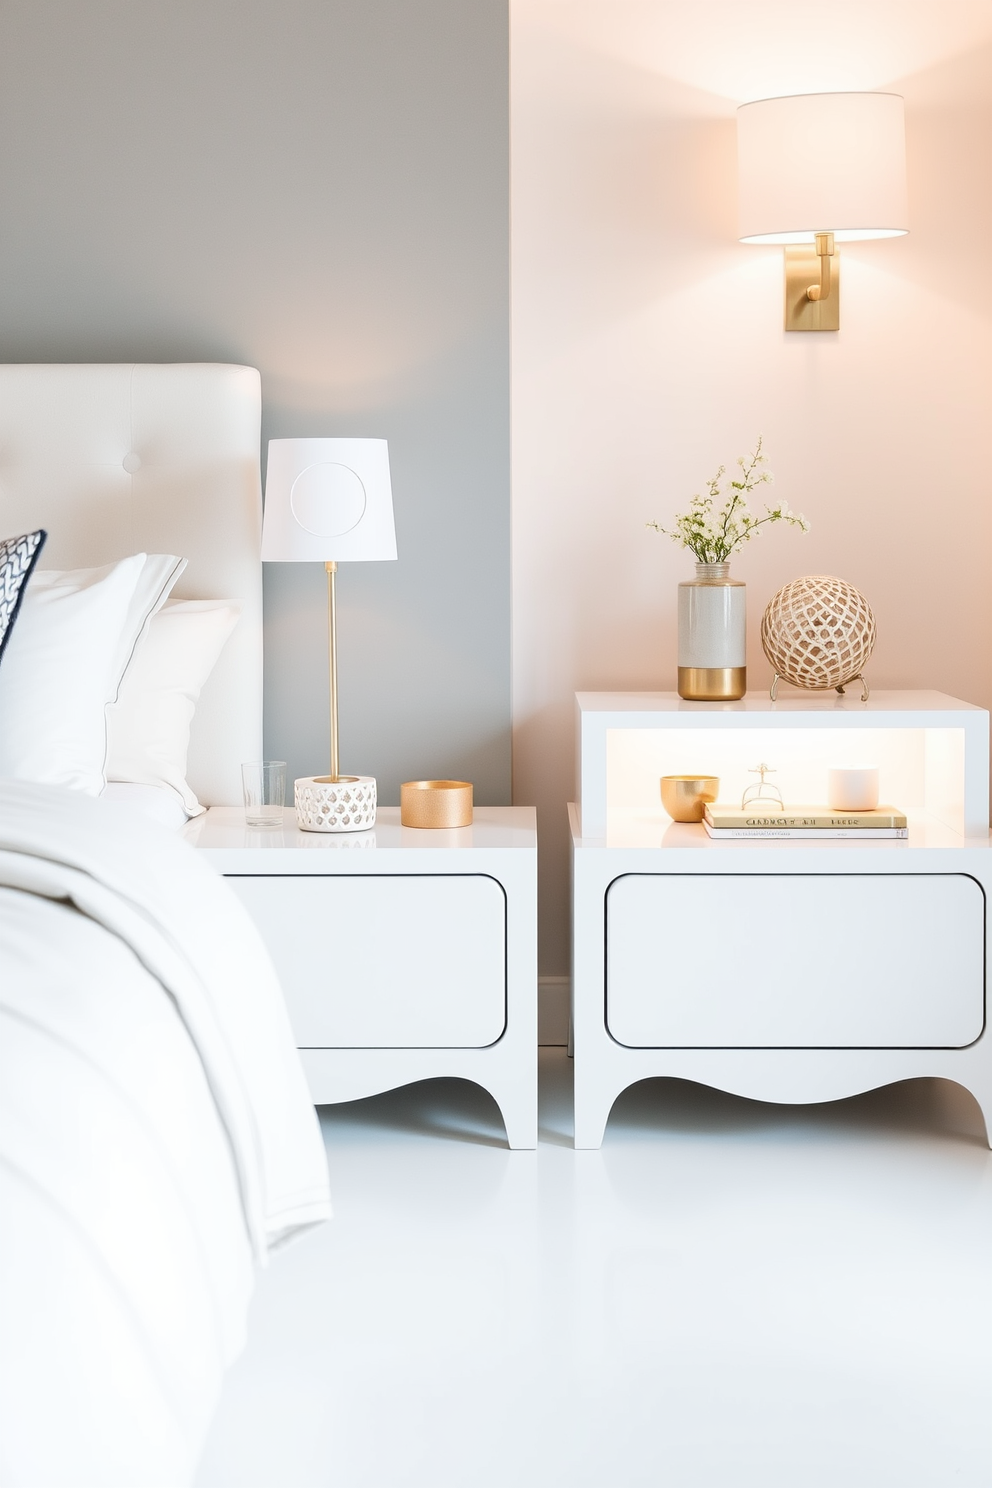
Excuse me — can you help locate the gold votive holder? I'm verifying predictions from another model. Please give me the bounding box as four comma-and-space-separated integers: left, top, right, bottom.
400, 779, 473, 829
660, 775, 719, 823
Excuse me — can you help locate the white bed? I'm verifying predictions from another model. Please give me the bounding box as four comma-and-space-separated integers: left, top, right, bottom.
0, 365, 330, 1488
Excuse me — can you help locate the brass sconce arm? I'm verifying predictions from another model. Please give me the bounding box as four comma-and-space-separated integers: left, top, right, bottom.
806, 231, 836, 302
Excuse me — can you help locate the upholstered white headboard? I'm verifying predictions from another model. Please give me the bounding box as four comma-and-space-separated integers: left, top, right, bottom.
0, 363, 262, 806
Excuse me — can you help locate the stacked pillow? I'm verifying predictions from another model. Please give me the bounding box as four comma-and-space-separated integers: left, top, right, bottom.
106, 597, 241, 815
0, 534, 240, 816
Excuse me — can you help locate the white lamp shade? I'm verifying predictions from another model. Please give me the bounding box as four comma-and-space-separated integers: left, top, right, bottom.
262, 437, 397, 562
737, 92, 908, 245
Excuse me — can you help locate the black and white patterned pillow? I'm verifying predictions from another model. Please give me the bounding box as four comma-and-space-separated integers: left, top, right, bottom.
0, 529, 47, 665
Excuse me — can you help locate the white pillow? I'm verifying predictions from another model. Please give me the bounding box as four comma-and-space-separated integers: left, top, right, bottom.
0, 555, 142, 794
106, 599, 242, 817
28, 554, 187, 690
110, 553, 188, 699
0, 553, 186, 795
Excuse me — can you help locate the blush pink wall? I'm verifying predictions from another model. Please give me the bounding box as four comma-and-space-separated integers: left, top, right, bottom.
511, 0, 992, 975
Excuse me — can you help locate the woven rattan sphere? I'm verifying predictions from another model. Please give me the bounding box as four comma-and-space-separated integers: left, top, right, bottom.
761, 575, 876, 691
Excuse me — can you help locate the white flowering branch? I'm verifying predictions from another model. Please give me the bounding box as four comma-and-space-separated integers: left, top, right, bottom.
647, 437, 809, 564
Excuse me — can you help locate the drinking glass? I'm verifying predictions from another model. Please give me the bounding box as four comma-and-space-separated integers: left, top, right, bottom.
242, 761, 287, 827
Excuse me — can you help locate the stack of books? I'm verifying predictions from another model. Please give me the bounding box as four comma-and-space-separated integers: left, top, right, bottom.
702, 805, 908, 840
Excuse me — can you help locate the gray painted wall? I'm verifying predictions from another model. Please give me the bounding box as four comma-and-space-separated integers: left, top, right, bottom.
0, 0, 511, 803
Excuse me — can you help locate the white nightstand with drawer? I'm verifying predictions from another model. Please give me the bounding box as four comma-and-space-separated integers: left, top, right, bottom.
571, 690, 992, 1149
184, 805, 538, 1148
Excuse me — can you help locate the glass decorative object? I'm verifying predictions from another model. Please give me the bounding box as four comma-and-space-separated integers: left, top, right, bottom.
677, 562, 746, 701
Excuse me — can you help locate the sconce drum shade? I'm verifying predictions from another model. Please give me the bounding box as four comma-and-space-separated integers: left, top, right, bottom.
737, 92, 908, 244
261, 437, 397, 562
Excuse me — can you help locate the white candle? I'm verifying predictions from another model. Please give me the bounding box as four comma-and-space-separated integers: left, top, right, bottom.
827, 766, 880, 812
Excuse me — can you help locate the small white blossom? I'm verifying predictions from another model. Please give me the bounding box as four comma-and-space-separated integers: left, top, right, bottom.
646, 436, 809, 563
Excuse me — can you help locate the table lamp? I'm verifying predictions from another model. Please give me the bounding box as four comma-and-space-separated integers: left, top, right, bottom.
262, 437, 397, 832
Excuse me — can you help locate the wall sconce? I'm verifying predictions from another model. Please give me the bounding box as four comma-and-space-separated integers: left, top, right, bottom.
736, 92, 908, 331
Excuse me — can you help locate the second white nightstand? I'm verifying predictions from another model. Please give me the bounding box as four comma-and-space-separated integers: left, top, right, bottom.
571, 690, 992, 1149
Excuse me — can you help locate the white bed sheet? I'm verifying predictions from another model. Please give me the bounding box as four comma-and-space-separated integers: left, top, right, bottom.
101, 779, 191, 830
0, 781, 331, 1487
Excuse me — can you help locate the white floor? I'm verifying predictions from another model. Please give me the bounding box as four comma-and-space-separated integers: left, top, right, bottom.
196, 1051, 992, 1488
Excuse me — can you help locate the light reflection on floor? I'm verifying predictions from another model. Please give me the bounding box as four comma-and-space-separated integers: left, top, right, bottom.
197, 1050, 992, 1488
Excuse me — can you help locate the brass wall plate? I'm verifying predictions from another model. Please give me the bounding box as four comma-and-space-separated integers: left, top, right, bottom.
784, 245, 840, 331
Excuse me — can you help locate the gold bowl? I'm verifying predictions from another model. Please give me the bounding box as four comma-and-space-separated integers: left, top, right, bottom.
660, 775, 719, 823
400, 779, 473, 829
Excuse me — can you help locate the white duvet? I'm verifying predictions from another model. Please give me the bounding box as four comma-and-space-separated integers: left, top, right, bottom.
0, 781, 331, 1488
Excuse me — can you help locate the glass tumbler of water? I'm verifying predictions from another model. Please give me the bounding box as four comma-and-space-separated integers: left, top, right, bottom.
242, 761, 287, 826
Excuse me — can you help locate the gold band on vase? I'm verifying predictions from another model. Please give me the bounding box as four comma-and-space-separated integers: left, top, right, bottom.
677, 666, 747, 702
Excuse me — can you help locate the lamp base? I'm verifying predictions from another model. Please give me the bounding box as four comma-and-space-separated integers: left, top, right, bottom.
295, 775, 377, 833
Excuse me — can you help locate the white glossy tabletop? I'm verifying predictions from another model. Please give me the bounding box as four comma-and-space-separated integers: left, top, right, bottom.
183, 805, 537, 853
576, 689, 986, 718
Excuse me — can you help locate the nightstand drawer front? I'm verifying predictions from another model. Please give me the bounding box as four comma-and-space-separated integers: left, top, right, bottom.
606, 873, 985, 1048
228, 874, 506, 1048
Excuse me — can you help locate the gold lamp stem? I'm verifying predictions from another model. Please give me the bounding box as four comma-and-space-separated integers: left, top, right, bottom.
806, 231, 835, 302
326, 560, 339, 782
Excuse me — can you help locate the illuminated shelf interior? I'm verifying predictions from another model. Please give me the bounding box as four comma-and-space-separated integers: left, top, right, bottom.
575, 692, 989, 841
606, 726, 966, 835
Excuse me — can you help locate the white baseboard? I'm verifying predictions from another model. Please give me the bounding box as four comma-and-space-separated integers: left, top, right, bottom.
538, 976, 570, 1045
